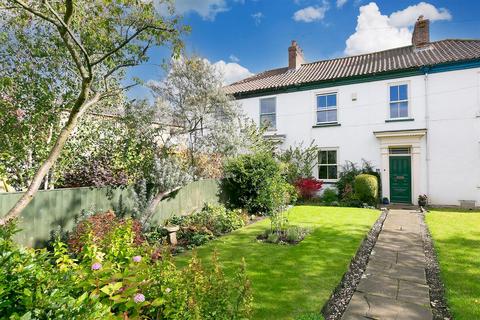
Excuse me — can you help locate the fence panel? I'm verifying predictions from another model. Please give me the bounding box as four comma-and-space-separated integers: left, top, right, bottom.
0, 179, 220, 247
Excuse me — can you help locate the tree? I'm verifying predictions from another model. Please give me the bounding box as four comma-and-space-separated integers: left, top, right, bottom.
148, 56, 247, 177
0, 0, 186, 222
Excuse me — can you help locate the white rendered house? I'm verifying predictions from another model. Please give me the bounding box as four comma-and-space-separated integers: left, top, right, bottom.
225, 17, 480, 207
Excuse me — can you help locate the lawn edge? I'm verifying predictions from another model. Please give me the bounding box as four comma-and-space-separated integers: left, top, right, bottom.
419, 211, 453, 320
321, 208, 388, 320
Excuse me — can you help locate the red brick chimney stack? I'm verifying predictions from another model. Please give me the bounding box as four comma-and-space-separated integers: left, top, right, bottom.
412, 15, 430, 47
288, 40, 305, 70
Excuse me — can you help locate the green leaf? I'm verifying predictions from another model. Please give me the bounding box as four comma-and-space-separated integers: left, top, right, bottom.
100, 281, 123, 296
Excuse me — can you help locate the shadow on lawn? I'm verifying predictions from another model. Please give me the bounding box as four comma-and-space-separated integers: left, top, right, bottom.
181, 222, 370, 319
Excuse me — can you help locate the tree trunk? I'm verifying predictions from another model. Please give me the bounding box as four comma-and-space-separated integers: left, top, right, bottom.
141, 186, 182, 225
1, 85, 99, 223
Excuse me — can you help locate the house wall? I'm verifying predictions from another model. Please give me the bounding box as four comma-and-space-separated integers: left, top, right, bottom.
236, 67, 480, 206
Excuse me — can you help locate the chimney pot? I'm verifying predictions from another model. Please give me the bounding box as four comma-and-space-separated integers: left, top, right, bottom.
288, 40, 305, 69
412, 16, 430, 47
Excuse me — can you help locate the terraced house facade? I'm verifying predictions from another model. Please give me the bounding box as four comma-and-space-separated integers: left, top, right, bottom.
225, 17, 480, 207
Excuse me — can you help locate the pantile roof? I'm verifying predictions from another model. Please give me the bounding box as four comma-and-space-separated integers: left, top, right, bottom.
224, 39, 480, 96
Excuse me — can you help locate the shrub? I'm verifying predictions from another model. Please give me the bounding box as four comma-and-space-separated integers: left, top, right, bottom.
354, 174, 378, 206
222, 152, 293, 215
165, 203, 246, 249
0, 220, 253, 319
276, 142, 319, 184
68, 210, 144, 254
321, 188, 338, 205
295, 178, 323, 200
285, 226, 309, 243
336, 160, 380, 206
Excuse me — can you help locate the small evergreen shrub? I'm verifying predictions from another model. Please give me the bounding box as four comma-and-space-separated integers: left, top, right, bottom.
336, 160, 380, 206
164, 203, 246, 249
354, 174, 378, 206
222, 152, 294, 215
321, 188, 338, 205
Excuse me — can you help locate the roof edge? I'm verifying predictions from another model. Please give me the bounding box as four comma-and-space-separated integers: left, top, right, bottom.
230, 59, 480, 99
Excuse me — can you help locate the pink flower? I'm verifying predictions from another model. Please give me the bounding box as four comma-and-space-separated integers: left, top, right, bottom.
133, 293, 145, 303
91, 262, 102, 271
132, 255, 142, 262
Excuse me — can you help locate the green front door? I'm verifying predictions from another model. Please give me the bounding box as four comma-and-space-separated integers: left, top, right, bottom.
389, 156, 412, 203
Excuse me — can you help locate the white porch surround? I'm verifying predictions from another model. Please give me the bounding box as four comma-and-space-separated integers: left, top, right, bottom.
373, 129, 427, 204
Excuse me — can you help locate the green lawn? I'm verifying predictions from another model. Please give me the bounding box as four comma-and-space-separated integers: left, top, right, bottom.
175, 206, 379, 319
426, 211, 480, 320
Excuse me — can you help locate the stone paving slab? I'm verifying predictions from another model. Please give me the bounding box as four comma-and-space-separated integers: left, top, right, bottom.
341, 209, 433, 320
343, 292, 432, 320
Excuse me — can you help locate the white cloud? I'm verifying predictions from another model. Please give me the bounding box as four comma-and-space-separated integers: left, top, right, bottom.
229, 54, 240, 62
293, 1, 330, 23
251, 12, 264, 25
212, 60, 253, 84
337, 0, 348, 8
389, 2, 451, 27
344, 2, 452, 56
170, 0, 229, 21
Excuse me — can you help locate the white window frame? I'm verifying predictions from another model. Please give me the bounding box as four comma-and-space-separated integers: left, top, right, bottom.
317, 148, 339, 182
388, 81, 410, 120
259, 96, 277, 131
315, 92, 338, 124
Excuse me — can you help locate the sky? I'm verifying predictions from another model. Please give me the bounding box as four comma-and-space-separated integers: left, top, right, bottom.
127, 0, 480, 99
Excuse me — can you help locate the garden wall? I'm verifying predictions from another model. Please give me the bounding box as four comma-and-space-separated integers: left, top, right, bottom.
0, 179, 220, 247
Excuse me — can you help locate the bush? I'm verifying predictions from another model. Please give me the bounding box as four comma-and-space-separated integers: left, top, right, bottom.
0, 220, 253, 319
68, 210, 144, 254
295, 178, 323, 200
276, 142, 319, 184
321, 188, 338, 205
222, 152, 294, 215
336, 160, 380, 206
165, 203, 246, 249
354, 174, 378, 206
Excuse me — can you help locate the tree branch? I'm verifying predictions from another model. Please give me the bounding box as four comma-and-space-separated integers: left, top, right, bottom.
11, 0, 59, 25
44, 1, 91, 75
99, 83, 138, 100
91, 25, 174, 66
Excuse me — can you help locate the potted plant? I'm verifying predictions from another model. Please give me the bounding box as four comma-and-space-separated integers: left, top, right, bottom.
418, 194, 428, 207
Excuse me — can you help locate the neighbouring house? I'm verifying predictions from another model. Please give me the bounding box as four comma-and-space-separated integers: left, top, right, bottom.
225, 16, 480, 207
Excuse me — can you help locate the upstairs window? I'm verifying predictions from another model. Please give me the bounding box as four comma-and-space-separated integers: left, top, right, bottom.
389, 84, 408, 118
318, 149, 338, 180
260, 97, 276, 130
317, 93, 337, 124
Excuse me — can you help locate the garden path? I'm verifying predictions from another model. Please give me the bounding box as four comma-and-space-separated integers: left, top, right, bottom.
342, 209, 433, 320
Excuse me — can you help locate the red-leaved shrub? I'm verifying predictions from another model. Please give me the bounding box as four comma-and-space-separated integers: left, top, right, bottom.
295, 178, 323, 200
68, 210, 144, 253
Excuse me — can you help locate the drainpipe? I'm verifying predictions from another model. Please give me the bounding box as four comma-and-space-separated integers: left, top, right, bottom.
423, 67, 431, 197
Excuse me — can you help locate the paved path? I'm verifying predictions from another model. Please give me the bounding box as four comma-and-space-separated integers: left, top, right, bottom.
342, 209, 433, 320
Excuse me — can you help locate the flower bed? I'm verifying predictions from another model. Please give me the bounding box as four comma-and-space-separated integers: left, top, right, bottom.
0, 213, 252, 319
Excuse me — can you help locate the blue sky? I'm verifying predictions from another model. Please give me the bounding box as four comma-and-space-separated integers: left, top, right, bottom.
127, 0, 480, 99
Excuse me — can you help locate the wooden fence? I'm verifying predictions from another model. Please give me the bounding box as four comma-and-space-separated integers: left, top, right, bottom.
0, 179, 220, 247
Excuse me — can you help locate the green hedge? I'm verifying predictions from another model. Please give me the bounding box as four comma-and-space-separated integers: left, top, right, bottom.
354, 174, 378, 206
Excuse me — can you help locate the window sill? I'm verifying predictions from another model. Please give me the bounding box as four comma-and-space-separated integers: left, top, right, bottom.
322, 180, 338, 184
385, 118, 414, 123
312, 122, 341, 128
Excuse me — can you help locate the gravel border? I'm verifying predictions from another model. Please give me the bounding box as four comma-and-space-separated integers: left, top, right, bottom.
321, 209, 388, 320
418, 210, 453, 320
